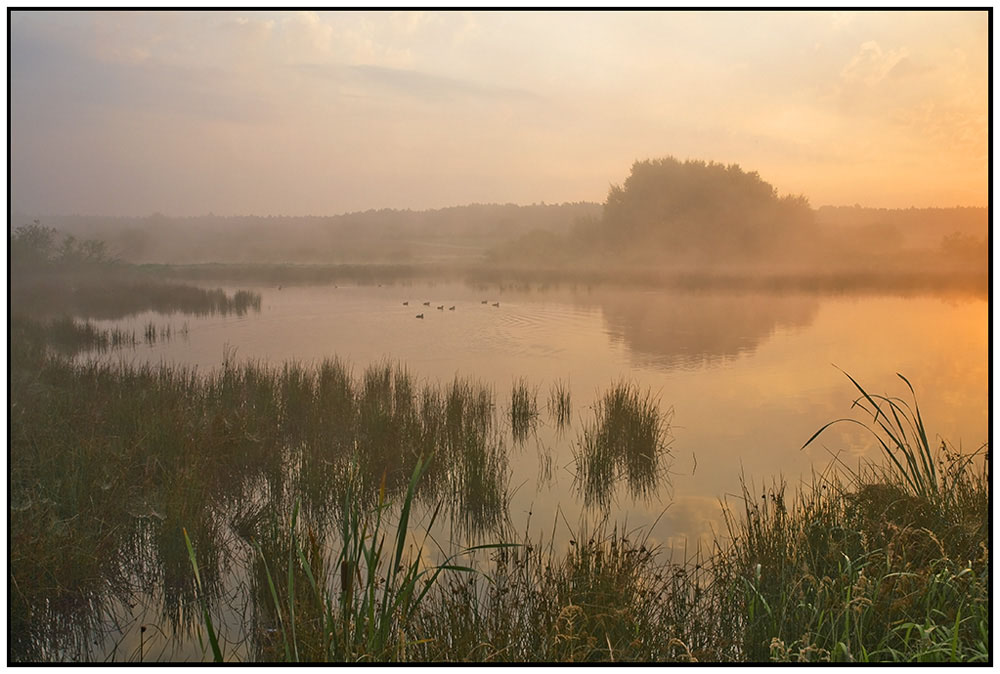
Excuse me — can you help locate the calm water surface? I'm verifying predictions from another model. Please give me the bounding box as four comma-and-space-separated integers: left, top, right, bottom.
85, 280, 987, 660
95, 281, 988, 541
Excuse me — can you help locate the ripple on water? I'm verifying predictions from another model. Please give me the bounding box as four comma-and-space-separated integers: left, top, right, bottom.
477, 302, 597, 358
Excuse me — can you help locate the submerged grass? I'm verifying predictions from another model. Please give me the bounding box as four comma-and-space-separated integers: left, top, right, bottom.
547, 379, 572, 429
574, 381, 672, 509
11, 315, 141, 356
9, 334, 515, 660
234, 459, 519, 662
509, 378, 539, 445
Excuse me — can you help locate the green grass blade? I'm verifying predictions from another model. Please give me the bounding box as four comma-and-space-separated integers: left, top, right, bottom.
183, 528, 224, 663
839, 368, 889, 426
897, 373, 938, 493
378, 456, 430, 637
288, 501, 300, 662
898, 374, 932, 457
800, 418, 854, 450
254, 539, 291, 662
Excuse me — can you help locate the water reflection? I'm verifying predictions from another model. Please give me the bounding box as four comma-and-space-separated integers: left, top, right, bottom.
10, 279, 988, 662
590, 289, 819, 369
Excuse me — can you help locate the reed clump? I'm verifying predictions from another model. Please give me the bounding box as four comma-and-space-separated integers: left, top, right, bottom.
715, 373, 990, 663
226, 459, 518, 662
11, 315, 140, 356
574, 381, 672, 508
509, 378, 539, 445
438, 378, 509, 537
409, 522, 719, 662
547, 379, 572, 429
12, 271, 263, 320
9, 332, 512, 660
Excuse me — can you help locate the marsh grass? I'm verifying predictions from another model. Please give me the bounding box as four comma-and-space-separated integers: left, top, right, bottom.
409, 521, 722, 662
9, 335, 513, 660
547, 379, 572, 429
718, 374, 990, 662
408, 375, 988, 663
9, 330, 988, 664
235, 459, 520, 662
11, 315, 139, 356
574, 381, 672, 508
718, 464, 988, 662
145, 261, 987, 298
509, 378, 539, 445
12, 268, 263, 320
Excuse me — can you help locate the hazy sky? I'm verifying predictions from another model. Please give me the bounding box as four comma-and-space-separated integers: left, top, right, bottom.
10, 10, 989, 216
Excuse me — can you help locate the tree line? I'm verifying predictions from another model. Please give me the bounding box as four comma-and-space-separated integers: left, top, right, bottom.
490, 157, 986, 273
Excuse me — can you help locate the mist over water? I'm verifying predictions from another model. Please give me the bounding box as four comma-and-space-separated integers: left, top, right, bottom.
10, 9, 988, 663
84, 280, 987, 527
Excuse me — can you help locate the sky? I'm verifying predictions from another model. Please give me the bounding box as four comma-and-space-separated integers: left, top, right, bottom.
9, 9, 990, 217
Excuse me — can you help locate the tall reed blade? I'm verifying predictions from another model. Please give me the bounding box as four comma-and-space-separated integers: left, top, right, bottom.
803, 370, 941, 500
182, 528, 224, 662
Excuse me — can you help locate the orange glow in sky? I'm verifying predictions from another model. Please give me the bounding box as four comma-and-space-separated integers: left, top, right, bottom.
10, 10, 989, 216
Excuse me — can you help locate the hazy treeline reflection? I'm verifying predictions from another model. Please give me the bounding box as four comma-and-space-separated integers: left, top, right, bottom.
587, 289, 820, 369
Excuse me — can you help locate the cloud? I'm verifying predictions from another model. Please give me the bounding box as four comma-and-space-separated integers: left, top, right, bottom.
829, 11, 857, 31
217, 15, 275, 45
353, 64, 540, 102
93, 43, 151, 65
293, 61, 541, 104
10, 10, 989, 215
840, 40, 910, 87
890, 100, 987, 159
278, 11, 334, 57
884, 54, 927, 80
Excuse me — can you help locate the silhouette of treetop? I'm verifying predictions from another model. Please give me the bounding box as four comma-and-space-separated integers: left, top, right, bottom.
601, 157, 814, 258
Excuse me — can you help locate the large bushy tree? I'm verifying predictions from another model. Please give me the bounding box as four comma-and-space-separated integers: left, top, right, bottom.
600, 157, 815, 261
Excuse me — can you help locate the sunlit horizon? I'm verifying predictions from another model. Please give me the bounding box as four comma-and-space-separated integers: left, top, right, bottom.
10, 9, 988, 217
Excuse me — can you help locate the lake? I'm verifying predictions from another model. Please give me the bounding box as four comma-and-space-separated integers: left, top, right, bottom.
91, 280, 988, 539
60, 279, 987, 661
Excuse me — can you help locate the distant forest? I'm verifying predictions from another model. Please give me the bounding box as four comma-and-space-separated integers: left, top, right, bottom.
21, 203, 601, 265
14, 156, 986, 274
491, 158, 987, 274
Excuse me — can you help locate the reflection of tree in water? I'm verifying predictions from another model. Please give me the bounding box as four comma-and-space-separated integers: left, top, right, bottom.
594, 291, 819, 369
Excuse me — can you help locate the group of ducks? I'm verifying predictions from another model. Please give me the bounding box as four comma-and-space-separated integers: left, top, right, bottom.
406, 299, 500, 319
